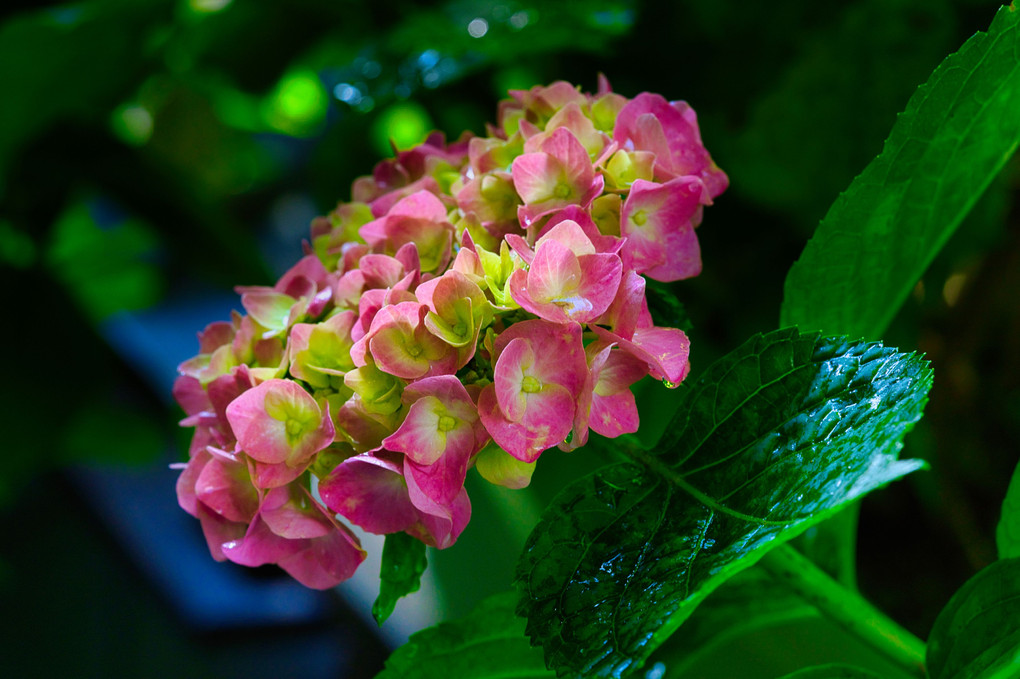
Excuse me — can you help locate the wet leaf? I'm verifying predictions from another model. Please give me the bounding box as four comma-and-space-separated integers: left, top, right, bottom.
516, 329, 931, 678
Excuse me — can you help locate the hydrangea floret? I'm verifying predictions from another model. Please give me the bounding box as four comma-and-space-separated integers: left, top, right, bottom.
173, 77, 727, 589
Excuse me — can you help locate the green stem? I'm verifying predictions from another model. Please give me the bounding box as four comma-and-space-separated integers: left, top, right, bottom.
760, 544, 927, 679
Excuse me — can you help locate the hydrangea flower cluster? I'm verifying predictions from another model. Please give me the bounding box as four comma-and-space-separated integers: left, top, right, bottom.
173, 77, 727, 589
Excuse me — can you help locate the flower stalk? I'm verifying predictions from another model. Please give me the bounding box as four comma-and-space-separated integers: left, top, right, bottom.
760, 544, 928, 679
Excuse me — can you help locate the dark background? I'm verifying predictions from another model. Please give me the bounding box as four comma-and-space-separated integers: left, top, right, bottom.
1, 1, 1017, 677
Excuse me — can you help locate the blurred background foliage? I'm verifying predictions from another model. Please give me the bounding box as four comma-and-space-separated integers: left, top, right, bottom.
1, 0, 1018, 677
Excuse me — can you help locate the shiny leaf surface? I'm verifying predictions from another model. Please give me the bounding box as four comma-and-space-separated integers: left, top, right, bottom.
376, 591, 554, 679
516, 329, 931, 678
927, 558, 1020, 679
781, 5, 1020, 340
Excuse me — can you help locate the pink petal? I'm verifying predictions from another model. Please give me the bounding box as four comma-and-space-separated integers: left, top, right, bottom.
405, 483, 472, 550
195, 454, 259, 523
478, 382, 575, 463
590, 389, 640, 438
591, 325, 691, 385
259, 485, 332, 540
196, 503, 247, 562
319, 454, 419, 534
384, 396, 455, 466
226, 379, 334, 465
403, 434, 473, 508
620, 177, 707, 281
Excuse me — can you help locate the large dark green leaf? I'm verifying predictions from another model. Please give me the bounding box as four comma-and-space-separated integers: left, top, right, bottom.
373, 532, 428, 625
781, 4, 1020, 340
376, 591, 554, 679
996, 461, 1020, 560
926, 558, 1020, 679
516, 329, 931, 678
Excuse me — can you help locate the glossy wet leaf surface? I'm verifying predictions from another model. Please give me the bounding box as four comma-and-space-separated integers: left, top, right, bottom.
926, 557, 1020, 679
376, 591, 554, 679
516, 329, 931, 678
781, 4, 1020, 340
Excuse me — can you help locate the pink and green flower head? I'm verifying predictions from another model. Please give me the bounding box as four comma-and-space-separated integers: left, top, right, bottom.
456, 170, 522, 233
351, 301, 459, 379
620, 176, 710, 282
415, 269, 493, 366
507, 219, 623, 324
310, 202, 372, 270
476, 240, 524, 308
511, 127, 605, 228
384, 376, 487, 507
478, 319, 588, 462
530, 101, 607, 159
613, 92, 729, 198
225, 378, 334, 486
507, 81, 588, 129
342, 362, 405, 416
359, 190, 455, 273
467, 132, 525, 175
603, 149, 657, 192
287, 311, 358, 391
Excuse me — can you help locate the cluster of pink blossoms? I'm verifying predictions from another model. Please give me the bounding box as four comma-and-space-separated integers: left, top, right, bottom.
173, 78, 727, 589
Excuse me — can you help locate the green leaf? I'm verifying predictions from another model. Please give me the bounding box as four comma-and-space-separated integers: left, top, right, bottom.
781, 4, 1020, 340
516, 329, 931, 678
648, 567, 817, 677
996, 461, 1020, 560
376, 591, 555, 679
926, 558, 1020, 679
776, 664, 885, 679
373, 532, 428, 625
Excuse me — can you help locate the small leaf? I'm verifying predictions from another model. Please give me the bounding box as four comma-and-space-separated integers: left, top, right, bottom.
776, 664, 885, 679
996, 461, 1020, 560
926, 558, 1020, 679
781, 5, 1020, 340
516, 329, 931, 678
376, 591, 555, 679
373, 532, 428, 625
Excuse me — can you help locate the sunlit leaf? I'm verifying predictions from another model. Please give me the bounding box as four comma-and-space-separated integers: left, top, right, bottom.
516, 329, 931, 678
926, 558, 1020, 679
376, 591, 554, 679
781, 5, 1020, 340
